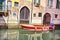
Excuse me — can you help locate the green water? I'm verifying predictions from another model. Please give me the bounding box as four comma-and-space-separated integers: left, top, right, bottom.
0, 29, 60, 40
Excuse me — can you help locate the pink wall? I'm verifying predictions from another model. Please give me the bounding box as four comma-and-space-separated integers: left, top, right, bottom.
45, 0, 60, 24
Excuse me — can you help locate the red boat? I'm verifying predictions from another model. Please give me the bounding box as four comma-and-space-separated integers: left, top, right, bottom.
21, 24, 54, 31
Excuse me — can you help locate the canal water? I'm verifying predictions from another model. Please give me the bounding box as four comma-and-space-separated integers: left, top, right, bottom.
0, 29, 60, 40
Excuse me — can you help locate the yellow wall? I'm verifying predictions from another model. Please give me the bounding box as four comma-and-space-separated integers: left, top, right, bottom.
12, 0, 32, 7
27, 0, 32, 2
12, 0, 20, 7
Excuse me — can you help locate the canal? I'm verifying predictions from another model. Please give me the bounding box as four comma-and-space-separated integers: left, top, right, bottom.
0, 28, 60, 40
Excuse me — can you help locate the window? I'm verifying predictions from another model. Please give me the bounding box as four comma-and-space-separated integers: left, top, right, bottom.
14, 2, 19, 7
13, 12, 16, 16
0, 0, 7, 11
56, 0, 60, 8
38, 13, 42, 17
33, 13, 36, 17
55, 14, 58, 18
8, 1, 12, 10
0, 1, 2, 10
2, 1, 6, 11
34, 0, 40, 5
48, 0, 53, 7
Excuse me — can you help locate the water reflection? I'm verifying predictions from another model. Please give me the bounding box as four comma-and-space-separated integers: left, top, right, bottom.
0, 29, 60, 40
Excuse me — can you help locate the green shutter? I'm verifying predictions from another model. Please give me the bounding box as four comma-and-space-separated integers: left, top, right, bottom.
38, 0, 40, 4
58, 2, 60, 8
56, 0, 60, 8
34, 0, 36, 4
34, 0, 40, 5
0, 0, 6, 11
2, 1, 5, 11
0, 2, 2, 11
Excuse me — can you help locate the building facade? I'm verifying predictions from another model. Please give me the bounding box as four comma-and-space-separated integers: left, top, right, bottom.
2, 0, 60, 27
45, 0, 60, 25
0, 0, 8, 28
32, 0, 60, 25
8, 0, 60, 25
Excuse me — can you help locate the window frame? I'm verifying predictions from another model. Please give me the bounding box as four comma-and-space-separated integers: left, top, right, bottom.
34, 0, 40, 5
38, 13, 42, 17
48, 0, 53, 7
14, 2, 19, 7
56, 0, 60, 9
13, 12, 16, 16
55, 14, 58, 18
33, 13, 36, 17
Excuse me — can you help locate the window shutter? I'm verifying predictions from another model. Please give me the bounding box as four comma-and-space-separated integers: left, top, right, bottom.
38, 0, 40, 5
56, 0, 60, 8
58, 1, 60, 8
34, 0, 36, 4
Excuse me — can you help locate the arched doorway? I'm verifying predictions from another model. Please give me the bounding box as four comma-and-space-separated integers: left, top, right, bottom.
20, 6, 30, 24
43, 13, 51, 24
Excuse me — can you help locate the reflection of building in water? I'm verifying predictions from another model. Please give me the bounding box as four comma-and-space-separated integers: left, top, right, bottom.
11, 0, 60, 25
0, 0, 60, 27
